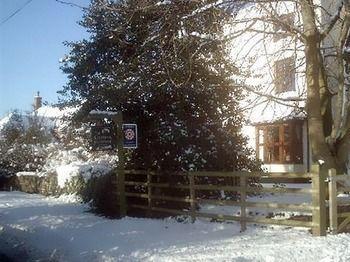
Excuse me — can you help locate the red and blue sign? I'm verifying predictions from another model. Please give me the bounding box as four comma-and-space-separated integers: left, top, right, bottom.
122, 124, 137, 149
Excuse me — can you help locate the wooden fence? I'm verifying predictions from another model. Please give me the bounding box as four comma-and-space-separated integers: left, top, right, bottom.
116, 165, 329, 236
328, 169, 350, 234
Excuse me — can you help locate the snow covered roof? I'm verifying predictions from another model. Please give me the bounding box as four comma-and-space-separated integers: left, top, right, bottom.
249, 110, 307, 126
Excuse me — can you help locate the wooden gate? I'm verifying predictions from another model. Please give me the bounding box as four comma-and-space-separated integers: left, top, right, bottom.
328, 169, 350, 234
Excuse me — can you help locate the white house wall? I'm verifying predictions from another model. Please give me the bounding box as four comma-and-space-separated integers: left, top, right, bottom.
229, 2, 306, 124
230, 3, 308, 172
319, 0, 343, 95
231, 0, 349, 173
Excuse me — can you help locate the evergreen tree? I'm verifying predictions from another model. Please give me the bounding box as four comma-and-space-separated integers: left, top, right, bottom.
1, 110, 24, 144
60, 0, 260, 172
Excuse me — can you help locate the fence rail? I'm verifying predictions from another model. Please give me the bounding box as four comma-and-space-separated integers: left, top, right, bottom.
117, 167, 326, 235
124, 170, 313, 178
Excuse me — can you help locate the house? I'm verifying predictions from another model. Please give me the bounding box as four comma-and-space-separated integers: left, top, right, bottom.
230, 1, 347, 173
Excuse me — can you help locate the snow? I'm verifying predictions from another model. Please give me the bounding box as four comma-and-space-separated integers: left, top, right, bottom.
89, 110, 119, 116
55, 161, 113, 187
35, 106, 79, 131
318, 159, 325, 165
0, 106, 77, 137
36, 106, 64, 118
56, 164, 81, 187
0, 113, 11, 132
16, 171, 45, 177
1, 191, 350, 261
42, 146, 116, 188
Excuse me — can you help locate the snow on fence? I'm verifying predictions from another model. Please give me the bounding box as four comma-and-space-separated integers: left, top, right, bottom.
114, 165, 330, 236
328, 170, 350, 234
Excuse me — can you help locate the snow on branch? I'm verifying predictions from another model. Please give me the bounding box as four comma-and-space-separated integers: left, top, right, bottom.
237, 84, 306, 103
89, 110, 119, 116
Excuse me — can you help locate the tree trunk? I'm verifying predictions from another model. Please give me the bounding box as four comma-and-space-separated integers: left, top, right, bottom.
300, 0, 337, 169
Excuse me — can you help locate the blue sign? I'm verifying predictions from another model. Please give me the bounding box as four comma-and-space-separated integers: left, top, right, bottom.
122, 124, 137, 148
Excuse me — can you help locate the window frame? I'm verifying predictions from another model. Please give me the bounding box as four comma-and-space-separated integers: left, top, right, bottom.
274, 56, 296, 94
255, 120, 303, 164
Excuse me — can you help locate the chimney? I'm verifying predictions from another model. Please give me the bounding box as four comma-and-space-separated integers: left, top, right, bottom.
33, 91, 42, 111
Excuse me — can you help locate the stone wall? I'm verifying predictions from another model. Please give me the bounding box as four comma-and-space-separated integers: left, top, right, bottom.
14, 175, 42, 194
10, 173, 88, 196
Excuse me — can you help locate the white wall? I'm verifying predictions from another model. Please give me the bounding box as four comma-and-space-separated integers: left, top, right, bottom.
230, 3, 307, 172
229, 2, 306, 125
230, 1, 348, 173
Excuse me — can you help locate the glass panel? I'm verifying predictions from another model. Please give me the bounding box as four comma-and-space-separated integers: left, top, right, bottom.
259, 129, 264, 144
267, 126, 279, 144
295, 123, 302, 142
284, 146, 291, 162
267, 146, 273, 163
284, 125, 290, 143
259, 146, 264, 161
295, 153, 303, 163
274, 57, 296, 93
273, 146, 280, 162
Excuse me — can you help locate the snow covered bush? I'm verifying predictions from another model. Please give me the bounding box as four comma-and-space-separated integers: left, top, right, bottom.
0, 110, 50, 174
0, 107, 118, 202
0, 143, 48, 173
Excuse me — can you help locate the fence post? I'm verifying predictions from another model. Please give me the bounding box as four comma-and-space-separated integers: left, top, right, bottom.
311, 164, 327, 236
116, 113, 126, 217
189, 172, 196, 223
240, 174, 247, 232
147, 171, 152, 217
328, 168, 338, 234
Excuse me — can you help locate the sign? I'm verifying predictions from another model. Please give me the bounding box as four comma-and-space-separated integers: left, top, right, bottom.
90, 123, 116, 151
123, 124, 137, 148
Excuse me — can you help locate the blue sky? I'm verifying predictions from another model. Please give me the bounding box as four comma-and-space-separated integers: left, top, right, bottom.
0, 0, 90, 117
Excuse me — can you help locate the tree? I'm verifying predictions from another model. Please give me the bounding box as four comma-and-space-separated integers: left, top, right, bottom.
1, 110, 24, 143
225, 0, 350, 172
0, 111, 50, 173
60, 0, 260, 172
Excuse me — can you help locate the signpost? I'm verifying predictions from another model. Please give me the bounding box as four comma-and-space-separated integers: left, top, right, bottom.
88, 111, 138, 218
88, 111, 126, 217
122, 124, 138, 149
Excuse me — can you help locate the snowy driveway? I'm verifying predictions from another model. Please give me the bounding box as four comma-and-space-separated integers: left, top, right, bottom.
0, 191, 350, 262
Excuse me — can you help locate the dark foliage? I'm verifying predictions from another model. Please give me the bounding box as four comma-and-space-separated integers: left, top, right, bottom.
60, 0, 260, 173
83, 173, 120, 217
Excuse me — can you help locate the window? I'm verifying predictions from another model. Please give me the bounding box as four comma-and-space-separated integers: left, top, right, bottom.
273, 13, 294, 41
256, 121, 303, 164
274, 57, 295, 94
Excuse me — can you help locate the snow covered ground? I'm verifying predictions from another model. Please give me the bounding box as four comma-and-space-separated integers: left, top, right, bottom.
1, 191, 350, 261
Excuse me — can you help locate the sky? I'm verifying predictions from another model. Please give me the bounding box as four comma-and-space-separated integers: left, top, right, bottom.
0, 0, 90, 118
